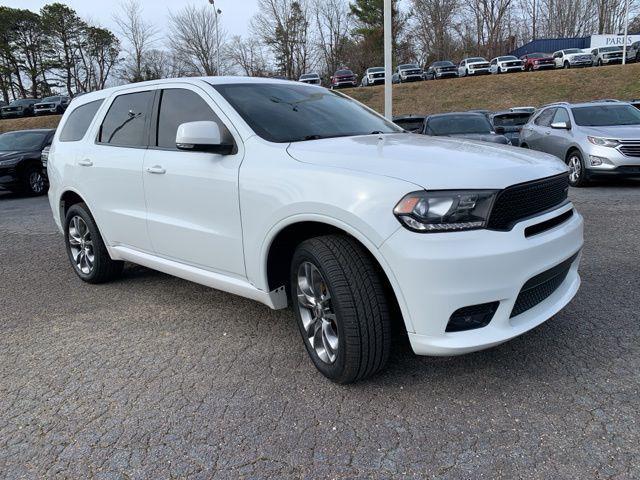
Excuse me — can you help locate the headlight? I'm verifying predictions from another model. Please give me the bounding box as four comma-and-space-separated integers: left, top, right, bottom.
587, 136, 620, 148
393, 190, 497, 233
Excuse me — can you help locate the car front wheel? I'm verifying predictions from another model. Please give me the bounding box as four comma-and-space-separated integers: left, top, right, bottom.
65, 203, 124, 283
567, 151, 588, 187
24, 166, 47, 195
290, 235, 391, 384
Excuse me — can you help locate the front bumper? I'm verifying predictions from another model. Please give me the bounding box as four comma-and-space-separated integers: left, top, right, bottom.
0, 166, 20, 188
332, 81, 357, 88
435, 71, 457, 79
35, 107, 59, 115
583, 143, 640, 172
601, 57, 623, 64
532, 63, 555, 70
499, 66, 524, 73
400, 74, 423, 82
570, 60, 593, 67
1, 110, 24, 118
380, 203, 583, 356
467, 67, 490, 75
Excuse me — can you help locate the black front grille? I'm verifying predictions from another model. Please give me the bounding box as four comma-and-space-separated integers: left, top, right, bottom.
510, 252, 579, 318
487, 174, 569, 231
619, 141, 640, 157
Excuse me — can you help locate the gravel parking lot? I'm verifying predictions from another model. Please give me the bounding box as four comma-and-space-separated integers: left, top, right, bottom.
1, 182, 639, 479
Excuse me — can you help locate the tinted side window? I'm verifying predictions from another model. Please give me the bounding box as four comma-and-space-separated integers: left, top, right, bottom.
156, 88, 230, 149
59, 100, 104, 142
99, 91, 153, 147
535, 108, 556, 127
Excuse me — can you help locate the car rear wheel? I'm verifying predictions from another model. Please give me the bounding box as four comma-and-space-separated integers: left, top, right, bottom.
24, 167, 47, 195
64, 203, 124, 283
567, 151, 588, 187
290, 235, 391, 384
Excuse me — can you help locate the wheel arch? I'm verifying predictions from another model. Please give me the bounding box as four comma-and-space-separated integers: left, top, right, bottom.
59, 189, 88, 223
262, 217, 413, 333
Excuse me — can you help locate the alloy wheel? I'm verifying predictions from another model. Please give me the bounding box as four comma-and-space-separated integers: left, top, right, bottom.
296, 261, 339, 364
68, 216, 95, 275
568, 155, 582, 184
29, 171, 45, 194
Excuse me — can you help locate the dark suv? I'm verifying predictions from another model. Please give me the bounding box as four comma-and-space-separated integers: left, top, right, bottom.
1, 98, 40, 119
425, 61, 458, 80
0, 129, 54, 195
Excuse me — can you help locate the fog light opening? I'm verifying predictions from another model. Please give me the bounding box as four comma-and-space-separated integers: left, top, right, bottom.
446, 302, 500, 333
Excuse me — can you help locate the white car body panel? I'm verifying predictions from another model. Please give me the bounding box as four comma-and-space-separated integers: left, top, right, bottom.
48, 76, 583, 357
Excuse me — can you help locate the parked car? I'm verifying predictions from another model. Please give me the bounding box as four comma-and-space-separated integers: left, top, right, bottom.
627, 41, 640, 62
591, 46, 624, 66
298, 73, 321, 85
46, 77, 583, 383
422, 112, 510, 144
520, 101, 640, 186
392, 114, 426, 132
552, 49, 593, 69
489, 111, 532, 147
458, 57, 491, 76
330, 69, 357, 89
0, 98, 40, 119
392, 63, 424, 83
490, 56, 525, 74
520, 52, 555, 71
361, 67, 386, 86
425, 60, 458, 80
34, 95, 71, 115
0, 128, 54, 195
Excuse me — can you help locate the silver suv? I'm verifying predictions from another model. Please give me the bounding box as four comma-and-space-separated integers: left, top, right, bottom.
520, 101, 640, 186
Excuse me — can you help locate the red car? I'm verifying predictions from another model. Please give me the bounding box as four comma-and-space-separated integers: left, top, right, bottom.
330, 68, 358, 89
520, 52, 555, 71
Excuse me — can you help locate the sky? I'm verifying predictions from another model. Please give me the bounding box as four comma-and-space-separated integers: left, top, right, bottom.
2, 0, 260, 39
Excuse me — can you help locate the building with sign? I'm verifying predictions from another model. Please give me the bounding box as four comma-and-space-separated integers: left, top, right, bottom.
512, 34, 640, 57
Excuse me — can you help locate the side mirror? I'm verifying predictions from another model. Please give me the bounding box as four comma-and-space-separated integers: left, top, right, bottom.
494, 126, 506, 134
550, 121, 570, 130
176, 121, 234, 154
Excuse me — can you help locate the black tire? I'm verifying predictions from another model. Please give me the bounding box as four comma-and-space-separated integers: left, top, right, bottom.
520, 143, 529, 149
564, 61, 570, 69
567, 150, 589, 188
23, 165, 47, 195
290, 235, 391, 384
597, 59, 603, 67
64, 203, 123, 284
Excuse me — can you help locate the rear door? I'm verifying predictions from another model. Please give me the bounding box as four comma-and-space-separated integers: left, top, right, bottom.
142, 83, 246, 277
547, 107, 573, 159
79, 88, 154, 251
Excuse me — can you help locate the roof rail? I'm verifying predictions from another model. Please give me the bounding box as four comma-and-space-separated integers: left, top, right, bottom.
541, 101, 570, 108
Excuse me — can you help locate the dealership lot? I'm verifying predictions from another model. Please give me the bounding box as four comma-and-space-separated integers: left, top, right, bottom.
1, 185, 639, 479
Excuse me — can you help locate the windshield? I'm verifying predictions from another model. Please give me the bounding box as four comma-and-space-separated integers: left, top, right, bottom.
572, 105, 640, 126
0, 131, 48, 151
213, 83, 402, 143
368, 67, 384, 73
564, 49, 581, 54
467, 57, 486, 63
499, 56, 518, 61
432, 61, 453, 67
335, 70, 353, 76
300, 74, 318, 79
399, 64, 419, 70
600, 46, 622, 52
9, 99, 36, 106
42, 96, 60, 102
492, 113, 531, 127
527, 53, 545, 58
427, 115, 492, 135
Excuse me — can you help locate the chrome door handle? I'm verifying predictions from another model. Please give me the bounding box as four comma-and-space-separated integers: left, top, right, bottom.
146, 165, 166, 174
78, 159, 93, 166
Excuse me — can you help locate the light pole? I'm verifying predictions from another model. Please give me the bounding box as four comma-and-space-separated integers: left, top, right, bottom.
208, 0, 222, 75
383, 0, 392, 120
622, 0, 630, 65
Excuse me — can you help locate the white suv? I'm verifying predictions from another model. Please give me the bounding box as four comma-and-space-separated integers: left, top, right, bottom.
47, 77, 584, 383
552, 49, 593, 68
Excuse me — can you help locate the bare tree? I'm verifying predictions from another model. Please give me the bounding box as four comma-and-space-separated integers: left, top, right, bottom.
168, 4, 226, 76
313, 0, 351, 78
251, 0, 313, 79
411, 0, 460, 61
114, 0, 158, 82
228, 35, 270, 76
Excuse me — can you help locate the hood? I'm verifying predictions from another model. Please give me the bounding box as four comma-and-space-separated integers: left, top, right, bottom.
0, 150, 30, 159
286, 133, 567, 190
447, 133, 509, 144
581, 125, 640, 139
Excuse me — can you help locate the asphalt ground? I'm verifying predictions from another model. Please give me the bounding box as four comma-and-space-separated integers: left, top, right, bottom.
1, 180, 639, 479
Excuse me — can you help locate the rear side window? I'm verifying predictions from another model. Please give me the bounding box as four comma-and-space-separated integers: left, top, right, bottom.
553, 108, 571, 125
99, 91, 153, 147
156, 88, 230, 149
59, 100, 103, 142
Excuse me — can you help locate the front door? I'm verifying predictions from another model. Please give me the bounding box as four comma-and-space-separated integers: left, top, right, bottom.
142, 84, 246, 277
